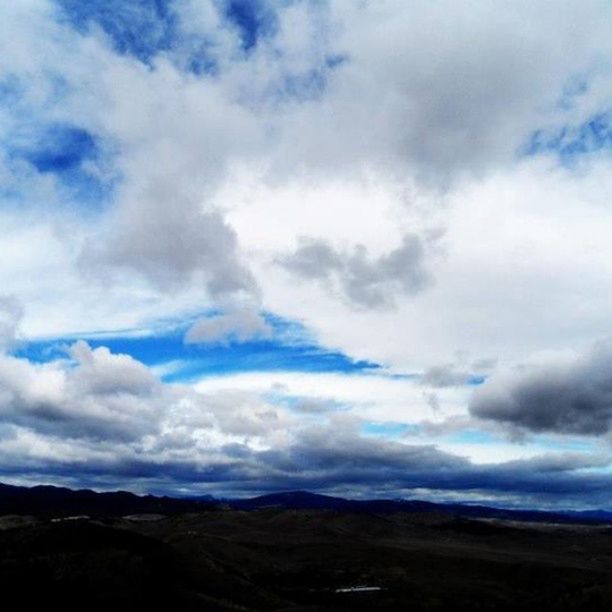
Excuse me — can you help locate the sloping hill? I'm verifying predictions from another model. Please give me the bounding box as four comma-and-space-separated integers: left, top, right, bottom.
0, 482, 215, 517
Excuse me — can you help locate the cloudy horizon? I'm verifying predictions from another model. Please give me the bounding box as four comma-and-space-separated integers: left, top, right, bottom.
2, 0, 612, 509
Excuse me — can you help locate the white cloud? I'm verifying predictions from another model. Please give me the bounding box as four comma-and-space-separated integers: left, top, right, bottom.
230, 159, 612, 374
185, 307, 271, 344
0, 341, 161, 441
194, 370, 470, 424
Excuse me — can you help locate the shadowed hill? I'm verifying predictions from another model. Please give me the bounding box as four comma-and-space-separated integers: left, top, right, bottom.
2, 483, 612, 609
0, 482, 216, 518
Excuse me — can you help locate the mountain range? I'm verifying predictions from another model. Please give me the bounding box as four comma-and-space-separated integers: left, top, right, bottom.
1, 482, 611, 524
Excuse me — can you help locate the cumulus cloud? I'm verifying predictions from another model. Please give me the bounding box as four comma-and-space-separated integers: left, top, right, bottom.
470, 341, 612, 436
0, 339, 608, 504
279, 234, 434, 308
185, 307, 271, 344
97, 206, 257, 299
68, 340, 157, 395
0, 340, 293, 451
76, 54, 261, 300
0, 341, 161, 441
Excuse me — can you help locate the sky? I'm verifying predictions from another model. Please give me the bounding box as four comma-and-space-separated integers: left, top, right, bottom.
2, 0, 612, 509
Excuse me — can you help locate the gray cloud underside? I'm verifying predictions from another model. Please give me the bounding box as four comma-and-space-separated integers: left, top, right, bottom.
0, 341, 607, 504
0, 428, 609, 504
279, 234, 433, 308
470, 341, 612, 435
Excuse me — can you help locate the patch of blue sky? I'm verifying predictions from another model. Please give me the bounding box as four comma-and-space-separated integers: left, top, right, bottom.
530, 434, 598, 454
54, 0, 225, 75
443, 429, 501, 445
440, 429, 597, 457
325, 54, 348, 69
361, 422, 416, 438
442, 430, 600, 460
55, 0, 177, 64
222, 0, 278, 52
24, 124, 96, 173
522, 111, 612, 165
3, 121, 118, 211
379, 372, 420, 383
407, 372, 485, 387
15, 311, 381, 383
55, 0, 343, 104
0, 74, 25, 108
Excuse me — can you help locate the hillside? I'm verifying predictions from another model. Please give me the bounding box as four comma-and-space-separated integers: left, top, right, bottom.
2, 483, 612, 609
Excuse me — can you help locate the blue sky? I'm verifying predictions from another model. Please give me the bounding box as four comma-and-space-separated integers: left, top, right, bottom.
15, 312, 381, 382
1, 0, 612, 508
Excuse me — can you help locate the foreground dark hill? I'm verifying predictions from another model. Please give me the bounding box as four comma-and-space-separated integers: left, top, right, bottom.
2, 506, 612, 610
2, 483, 612, 610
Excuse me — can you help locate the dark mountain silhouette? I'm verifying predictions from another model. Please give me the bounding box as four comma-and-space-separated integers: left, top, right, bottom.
1, 481, 611, 524
227, 489, 612, 525
0, 481, 216, 518
563, 509, 612, 522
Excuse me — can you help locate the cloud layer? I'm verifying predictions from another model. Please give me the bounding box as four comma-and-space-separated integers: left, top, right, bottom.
1, 1, 612, 507
0, 340, 608, 506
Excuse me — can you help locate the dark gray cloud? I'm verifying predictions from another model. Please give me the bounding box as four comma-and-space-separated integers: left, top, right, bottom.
279, 234, 433, 308
470, 341, 612, 435
0, 424, 609, 507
